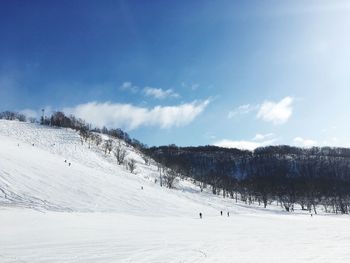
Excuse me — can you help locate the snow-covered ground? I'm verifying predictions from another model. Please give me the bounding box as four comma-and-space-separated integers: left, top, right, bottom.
0, 120, 350, 262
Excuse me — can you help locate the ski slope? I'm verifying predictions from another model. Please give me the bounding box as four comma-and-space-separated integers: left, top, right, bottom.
0, 120, 350, 262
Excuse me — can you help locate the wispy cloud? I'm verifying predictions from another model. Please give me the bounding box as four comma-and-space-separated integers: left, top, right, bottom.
143, 87, 180, 99
257, 96, 294, 125
227, 104, 258, 119
119, 81, 139, 93
228, 96, 293, 124
119, 81, 181, 99
64, 100, 210, 130
252, 133, 275, 141
293, 137, 317, 148
181, 82, 199, 91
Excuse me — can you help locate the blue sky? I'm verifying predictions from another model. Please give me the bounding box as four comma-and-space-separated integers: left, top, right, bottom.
1, 0, 350, 148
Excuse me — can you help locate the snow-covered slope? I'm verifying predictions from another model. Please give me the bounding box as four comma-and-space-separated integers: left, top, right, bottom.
0, 120, 228, 215
1, 120, 350, 263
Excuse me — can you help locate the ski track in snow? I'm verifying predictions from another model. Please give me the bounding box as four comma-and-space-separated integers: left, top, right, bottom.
0, 120, 350, 262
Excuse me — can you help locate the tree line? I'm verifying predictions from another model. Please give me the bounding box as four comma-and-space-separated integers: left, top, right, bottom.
146, 145, 350, 214
0, 111, 29, 122
37, 111, 147, 150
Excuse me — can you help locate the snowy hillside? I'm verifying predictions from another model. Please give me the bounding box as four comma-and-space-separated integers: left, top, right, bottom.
0, 120, 228, 215
1, 119, 350, 263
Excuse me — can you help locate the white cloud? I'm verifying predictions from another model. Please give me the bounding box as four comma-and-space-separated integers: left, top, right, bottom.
119, 81, 181, 99
64, 100, 209, 130
214, 134, 277, 151
182, 82, 199, 91
143, 87, 180, 99
18, 106, 53, 120
293, 136, 349, 148
257, 96, 294, 124
227, 104, 257, 119
253, 133, 275, 141
119, 82, 139, 93
293, 137, 317, 148
214, 139, 263, 151
19, 109, 39, 119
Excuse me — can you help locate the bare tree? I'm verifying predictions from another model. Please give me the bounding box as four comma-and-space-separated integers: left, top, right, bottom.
94, 134, 102, 146
104, 139, 113, 155
28, 117, 36, 123
142, 155, 150, 166
17, 114, 26, 122
79, 129, 89, 145
128, 159, 137, 174
0, 111, 26, 122
114, 142, 127, 165
164, 168, 177, 189
156, 163, 164, 187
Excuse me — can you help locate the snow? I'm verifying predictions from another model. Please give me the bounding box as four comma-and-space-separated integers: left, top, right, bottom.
1, 208, 350, 263
1, 120, 350, 262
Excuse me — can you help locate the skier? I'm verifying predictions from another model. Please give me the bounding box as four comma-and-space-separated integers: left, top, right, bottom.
141, 186, 143, 190
199, 212, 202, 219
220, 211, 223, 216
69, 162, 71, 166
227, 212, 230, 217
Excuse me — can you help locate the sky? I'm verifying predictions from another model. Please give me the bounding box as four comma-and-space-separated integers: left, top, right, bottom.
1, 0, 350, 149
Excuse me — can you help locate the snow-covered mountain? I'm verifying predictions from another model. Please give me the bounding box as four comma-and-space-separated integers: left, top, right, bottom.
1, 119, 350, 263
